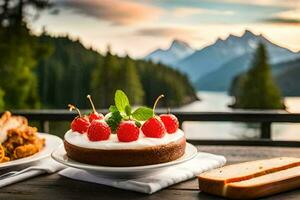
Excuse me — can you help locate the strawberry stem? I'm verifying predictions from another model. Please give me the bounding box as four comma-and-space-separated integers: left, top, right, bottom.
87, 94, 97, 113
68, 104, 82, 117
153, 94, 164, 112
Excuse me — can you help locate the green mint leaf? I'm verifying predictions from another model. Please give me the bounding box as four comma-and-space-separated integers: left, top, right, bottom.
125, 105, 132, 116
109, 105, 118, 113
132, 107, 154, 121
106, 111, 122, 132
115, 90, 130, 112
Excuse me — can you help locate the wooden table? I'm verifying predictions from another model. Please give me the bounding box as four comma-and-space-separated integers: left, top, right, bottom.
1, 145, 300, 200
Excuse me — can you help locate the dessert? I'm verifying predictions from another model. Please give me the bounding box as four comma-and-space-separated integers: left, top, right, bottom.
0, 111, 45, 163
64, 90, 186, 167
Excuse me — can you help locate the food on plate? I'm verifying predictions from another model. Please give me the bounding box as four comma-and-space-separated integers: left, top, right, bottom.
64, 90, 186, 167
198, 157, 300, 199
0, 111, 45, 163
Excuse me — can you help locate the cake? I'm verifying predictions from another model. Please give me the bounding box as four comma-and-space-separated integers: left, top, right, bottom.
64, 90, 186, 167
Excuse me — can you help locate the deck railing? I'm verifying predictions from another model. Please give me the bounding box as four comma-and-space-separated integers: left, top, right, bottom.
5, 110, 300, 147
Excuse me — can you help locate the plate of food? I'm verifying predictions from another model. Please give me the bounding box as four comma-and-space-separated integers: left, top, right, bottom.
0, 111, 63, 169
52, 90, 198, 177
52, 142, 197, 177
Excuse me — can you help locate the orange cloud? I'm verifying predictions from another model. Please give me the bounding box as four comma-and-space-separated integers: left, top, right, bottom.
264, 8, 300, 25
134, 27, 200, 41
172, 7, 234, 17
61, 0, 163, 25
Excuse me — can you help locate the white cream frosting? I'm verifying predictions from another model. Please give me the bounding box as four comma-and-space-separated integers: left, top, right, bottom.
64, 129, 185, 150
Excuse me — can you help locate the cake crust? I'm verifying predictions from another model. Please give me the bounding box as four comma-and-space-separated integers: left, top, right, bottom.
64, 137, 186, 167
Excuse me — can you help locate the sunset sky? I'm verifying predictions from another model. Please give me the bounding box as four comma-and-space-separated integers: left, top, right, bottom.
30, 0, 300, 58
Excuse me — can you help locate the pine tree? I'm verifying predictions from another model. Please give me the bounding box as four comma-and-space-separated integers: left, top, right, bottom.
0, 26, 42, 108
233, 43, 284, 109
0, 88, 4, 110
91, 46, 120, 107
118, 56, 144, 104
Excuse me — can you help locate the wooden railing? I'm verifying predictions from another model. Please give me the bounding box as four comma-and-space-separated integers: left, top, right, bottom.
4, 110, 300, 147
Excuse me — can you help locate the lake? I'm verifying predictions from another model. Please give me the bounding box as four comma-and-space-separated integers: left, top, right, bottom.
179, 91, 300, 141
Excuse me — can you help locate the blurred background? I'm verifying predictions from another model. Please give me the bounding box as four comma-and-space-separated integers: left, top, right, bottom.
1, 0, 300, 141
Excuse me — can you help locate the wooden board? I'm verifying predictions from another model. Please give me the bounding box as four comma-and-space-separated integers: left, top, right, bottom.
0, 145, 300, 200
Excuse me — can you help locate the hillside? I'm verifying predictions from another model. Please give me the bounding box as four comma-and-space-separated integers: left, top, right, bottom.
275, 58, 300, 96
37, 34, 198, 108
196, 53, 252, 91
229, 58, 300, 97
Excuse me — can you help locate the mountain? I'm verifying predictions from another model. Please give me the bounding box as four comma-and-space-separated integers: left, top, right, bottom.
275, 58, 300, 96
176, 30, 299, 82
196, 53, 252, 91
144, 39, 194, 66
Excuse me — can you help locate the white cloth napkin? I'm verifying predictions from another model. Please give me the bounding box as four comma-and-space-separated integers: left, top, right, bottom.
59, 152, 226, 194
0, 158, 65, 188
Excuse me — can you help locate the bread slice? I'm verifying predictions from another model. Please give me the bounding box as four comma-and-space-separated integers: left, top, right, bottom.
198, 157, 300, 199
226, 166, 300, 199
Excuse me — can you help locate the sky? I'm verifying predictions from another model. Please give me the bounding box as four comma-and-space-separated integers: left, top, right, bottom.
29, 0, 300, 58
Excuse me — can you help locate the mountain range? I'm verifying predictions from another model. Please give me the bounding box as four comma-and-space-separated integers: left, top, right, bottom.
144, 30, 300, 94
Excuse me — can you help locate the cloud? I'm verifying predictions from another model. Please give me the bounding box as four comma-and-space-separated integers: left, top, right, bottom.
264, 18, 300, 25
172, 7, 234, 17
134, 27, 198, 40
275, 9, 300, 20
214, 0, 297, 7
264, 9, 300, 25
59, 0, 163, 25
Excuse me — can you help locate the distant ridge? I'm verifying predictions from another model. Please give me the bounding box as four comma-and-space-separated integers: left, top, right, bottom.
176, 30, 299, 82
144, 39, 194, 66
143, 30, 300, 92
194, 30, 299, 91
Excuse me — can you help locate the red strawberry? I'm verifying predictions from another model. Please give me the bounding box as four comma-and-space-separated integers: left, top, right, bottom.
71, 117, 90, 134
87, 94, 104, 122
88, 112, 104, 122
117, 121, 140, 142
141, 117, 166, 138
160, 114, 179, 134
87, 120, 111, 141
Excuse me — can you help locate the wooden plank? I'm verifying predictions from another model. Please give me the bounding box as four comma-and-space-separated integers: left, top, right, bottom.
3, 110, 300, 146
0, 145, 299, 200
4, 110, 300, 123
188, 140, 300, 147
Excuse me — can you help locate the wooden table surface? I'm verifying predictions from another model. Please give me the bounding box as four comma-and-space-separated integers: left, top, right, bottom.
1, 145, 300, 200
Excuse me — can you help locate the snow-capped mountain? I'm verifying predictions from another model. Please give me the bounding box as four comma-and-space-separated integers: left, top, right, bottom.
175, 30, 299, 82
144, 39, 194, 66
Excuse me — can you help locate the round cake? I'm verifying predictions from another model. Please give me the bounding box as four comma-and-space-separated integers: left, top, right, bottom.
64, 129, 186, 166
64, 90, 186, 167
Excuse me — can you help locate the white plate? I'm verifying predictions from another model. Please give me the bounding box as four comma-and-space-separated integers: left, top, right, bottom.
0, 133, 63, 170
52, 143, 198, 178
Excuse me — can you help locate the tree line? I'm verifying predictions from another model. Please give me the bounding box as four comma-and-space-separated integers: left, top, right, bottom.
36, 34, 198, 109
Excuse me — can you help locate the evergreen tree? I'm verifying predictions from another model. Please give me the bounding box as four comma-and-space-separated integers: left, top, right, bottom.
91, 46, 120, 107
0, 26, 45, 108
0, 0, 52, 27
0, 0, 52, 109
233, 43, 284, 109
118, 56, 144, 104
0, 88, 4, 110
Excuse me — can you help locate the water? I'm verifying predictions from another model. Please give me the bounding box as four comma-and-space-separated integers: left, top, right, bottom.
179, 91, 300, 141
